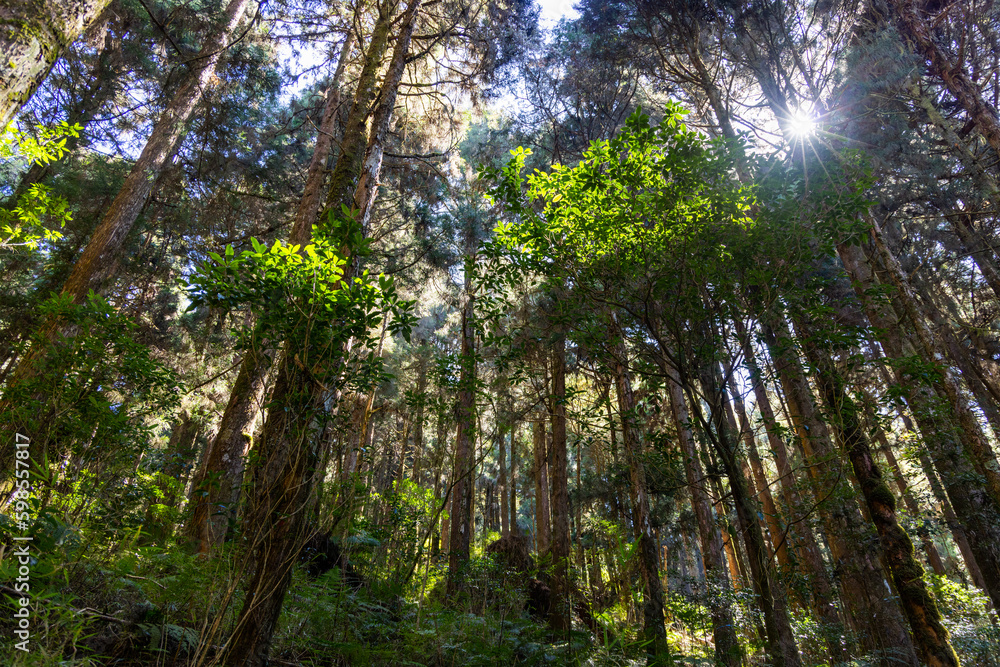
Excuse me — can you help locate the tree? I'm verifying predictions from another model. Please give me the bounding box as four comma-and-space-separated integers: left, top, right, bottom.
0, 0, 113, 127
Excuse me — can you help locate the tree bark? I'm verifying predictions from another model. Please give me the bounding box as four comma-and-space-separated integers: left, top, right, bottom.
549, 331, 571, 632
870, 417, 948, 577
223, 347, 326, 667
868, 211, 1000, 505
446, 233, 476, 595
7, 21, 127, 205
665, 372, 742, 667
686, 363, 801, 667
353, 0, 422, 229
0, 0, 113, 128
532, 416, 550, 557
289, 30, 356, 245
761, 317, 916, 663
186, 32, 356, 554
224, 5, 402, 659
839, 240, 1000, 608
735, 323, 839, 634
187, 344, 269, 553
324, 0, 398, 217
797, 316, 958, 666
724, 366, 789, 569
890, 0, 1000, 159
499, 423, 508, 538
59, 0, 251, 304
510, 423, 518, 531
610, 344, 669, 664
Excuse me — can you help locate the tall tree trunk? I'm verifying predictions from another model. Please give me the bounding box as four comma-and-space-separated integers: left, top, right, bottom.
665, 371, 742, 667
186, 33, 355, 554
223, 346, 326, 667
723, 368, 789, 569
868, 412, 948, 577
0, 0, 112, 128
609, 326, 668, 663
890, 0, 1000, 159
289, 30, 356, 244
796, 316, 958, 666
499, 422, 508, 538
910, 82, 1000, 300
532, 416, 550, 557
895, 400, 990, 590
1, 0, 253, 461
59, 0, 251, 304
510, 423, 518, 532
353, 0, 421, 229
447, 230, 476, 596
411, 340, 429, 487
549, 332, 571, 632
868, 217, 1000, 505
735, 322, 839, 635
761, 317, 917, 663
839, 240, 1000, 608
324, 0, 399, 218
224, 6, 401, 660
187, 344, 269, 553
685, 363, 801, 667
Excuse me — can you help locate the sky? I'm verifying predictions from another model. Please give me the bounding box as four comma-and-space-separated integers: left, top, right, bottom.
536, 0, 579, 27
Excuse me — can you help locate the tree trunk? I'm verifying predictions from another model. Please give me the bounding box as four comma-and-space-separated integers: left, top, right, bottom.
187, 345, 269, 553
411, 341, 429, 487
353, 0, 422, 229
289, 30, 356, 244
665, 372, 742, 667
890, 0, 1000, 159
510, 423, 518, 531
610, 333, 668, 663
324, 0, 398, 217
446, 235, 476, 595
797, 317, 958, 666
7, 22, 126, 205
59, 0, 251, 304
896, 401, 990, 590
868, 217, 1000, 506
499, 422, 508, 538
839, 240, 1000, 608
225, 5, 403, 658
223, 348, 326, 667
761, 316, 917, 663
870, 416, 948, 577
0, 0, 113, 128
186, 32, 356, 554
532, 416, 550, 557
723, 368, 789, 569
735, 322, 839, 636
549, 332, 571, 632
686, 364, 801, 667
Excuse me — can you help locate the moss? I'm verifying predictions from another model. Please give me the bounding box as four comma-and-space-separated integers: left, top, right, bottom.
867, 478, 898, 513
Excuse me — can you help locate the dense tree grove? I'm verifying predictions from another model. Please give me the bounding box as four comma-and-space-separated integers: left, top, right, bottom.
2, 0, 1000, 664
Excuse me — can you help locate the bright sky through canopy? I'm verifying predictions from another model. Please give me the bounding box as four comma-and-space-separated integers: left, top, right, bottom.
537, 0, 579, 26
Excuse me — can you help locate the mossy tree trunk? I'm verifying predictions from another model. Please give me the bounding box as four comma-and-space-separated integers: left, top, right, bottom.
796, 314, 959, 667
0, 0, 112, 128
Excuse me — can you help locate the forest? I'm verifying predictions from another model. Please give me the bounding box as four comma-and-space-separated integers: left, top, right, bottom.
1, 0, 999, 664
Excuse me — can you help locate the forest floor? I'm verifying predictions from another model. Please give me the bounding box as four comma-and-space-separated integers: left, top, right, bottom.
1, 515, 999, 665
